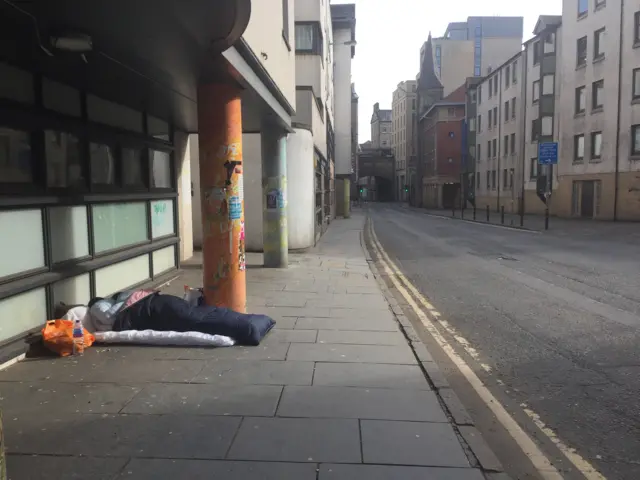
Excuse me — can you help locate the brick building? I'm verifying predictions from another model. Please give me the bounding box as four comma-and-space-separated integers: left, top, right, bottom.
420, 84, 467, 209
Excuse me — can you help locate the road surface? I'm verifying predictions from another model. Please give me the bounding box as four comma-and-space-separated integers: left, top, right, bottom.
368, 203, 640, 480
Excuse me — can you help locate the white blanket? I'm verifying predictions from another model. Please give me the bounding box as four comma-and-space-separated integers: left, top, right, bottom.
94, 329, 235, 347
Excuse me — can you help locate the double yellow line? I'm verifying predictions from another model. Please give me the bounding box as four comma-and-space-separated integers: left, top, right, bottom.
366, 217, 605, 480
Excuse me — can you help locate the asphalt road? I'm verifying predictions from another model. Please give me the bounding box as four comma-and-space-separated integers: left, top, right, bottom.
369, 203, 640, 480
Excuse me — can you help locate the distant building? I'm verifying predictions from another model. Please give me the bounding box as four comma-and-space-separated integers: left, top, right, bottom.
424, 16, 524, 96
419, 84, 467, 209
392, 80, 417, 200
370, 102, 392, 149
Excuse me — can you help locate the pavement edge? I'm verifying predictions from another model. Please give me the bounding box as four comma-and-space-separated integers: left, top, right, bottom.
360, 215, 506, 477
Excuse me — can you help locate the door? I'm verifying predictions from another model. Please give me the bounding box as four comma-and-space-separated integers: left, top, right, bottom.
580, 180, 594, 218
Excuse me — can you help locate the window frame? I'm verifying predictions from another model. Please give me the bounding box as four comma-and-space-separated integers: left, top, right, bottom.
532, 80, 540, 103
294, 21, 324, 56
594, 27, 605, 60
635, 12, 640, 45
631, 125, 640, 156
574, 134, 585, 163
590, 131, 602, 160
578, 0, 588, 17
592, 79, 604, 110
575, 86, 586, 114
533, 41, 541, 65
633, 68, 640, 100
577, 36, 588, 67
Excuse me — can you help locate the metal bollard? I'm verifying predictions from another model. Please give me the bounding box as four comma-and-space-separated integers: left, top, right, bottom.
545, 206, 549, 230
473, 206, 476, 220
486, 205, 490, 222
501, 206, 505, 224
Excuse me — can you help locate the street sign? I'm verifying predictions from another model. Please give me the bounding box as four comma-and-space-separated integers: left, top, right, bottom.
538, 142, 558, 165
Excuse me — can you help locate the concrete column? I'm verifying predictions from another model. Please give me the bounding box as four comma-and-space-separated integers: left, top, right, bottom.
261, 127, 288, 268
196, 84, 246, 312
343, 177, 351, 218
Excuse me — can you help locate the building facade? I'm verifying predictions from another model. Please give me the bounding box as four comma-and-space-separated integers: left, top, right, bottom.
370, 102, 392, 149
420, 84, 467, 209
331, 3, 357, 217
1, 0, 300, 356
286, 0, 336, 247
556, 0, 640, 220
426, 16, 524, 96
392, 80, 417, 200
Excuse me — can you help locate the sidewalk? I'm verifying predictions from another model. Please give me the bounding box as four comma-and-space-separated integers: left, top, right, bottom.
0, 213, 499, 480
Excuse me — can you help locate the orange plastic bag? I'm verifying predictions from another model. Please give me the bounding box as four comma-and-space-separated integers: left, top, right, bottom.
42, 320, 95, 357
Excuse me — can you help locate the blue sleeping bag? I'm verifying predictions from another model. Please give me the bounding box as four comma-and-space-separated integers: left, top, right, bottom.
107, 292, 275, 346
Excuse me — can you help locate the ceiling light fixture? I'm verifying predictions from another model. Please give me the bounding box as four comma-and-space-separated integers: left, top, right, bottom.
50, 33, 93, 53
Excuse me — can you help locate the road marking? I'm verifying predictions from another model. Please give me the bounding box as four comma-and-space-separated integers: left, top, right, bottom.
368, 218, 606, 480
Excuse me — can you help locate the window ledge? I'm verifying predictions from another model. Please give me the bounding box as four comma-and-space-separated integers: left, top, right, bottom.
573, 160, 585, 165
592, 107, 604, 114
574, 111, 586, 118
576, 63, 587, 71
593, 55, 605, 65
631, 98, 640, 105
594, 2, 606, 12
634, 41, 640, 50
589, 158, 602, 163
577, 12, 588, 20
630, 155, 640, 161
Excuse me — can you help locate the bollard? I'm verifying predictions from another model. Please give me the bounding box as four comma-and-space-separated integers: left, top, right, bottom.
461, 205, 465, 219
501, 206, 505, 224
452, 204, 456, 217
473, 206, 476, 220
486, 205, 490, 222
545, 206, 549, 230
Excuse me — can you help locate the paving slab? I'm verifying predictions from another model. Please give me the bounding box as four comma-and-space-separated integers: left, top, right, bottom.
312, 362, 431, 390
319, 464, 486, 480
317, 330, 405, 345
306, 295, 389, 310
226, 417, 361, 463
261, 306, 333, 319
118, 459, 319, 480
5, 413, 241, 459
192, 360, 314, 386
295, 317, 398, 332
277, 386, 447, 421
153, 344, 290, 361
360, 420, 471, 467
7, 455, 128, 480
0, 382, 140, 415
121, 383, 282, 416
263, 329, 317, 343
287, 343, 416, 364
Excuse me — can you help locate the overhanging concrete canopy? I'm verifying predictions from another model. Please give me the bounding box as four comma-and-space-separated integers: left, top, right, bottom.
0, 0, 251, 131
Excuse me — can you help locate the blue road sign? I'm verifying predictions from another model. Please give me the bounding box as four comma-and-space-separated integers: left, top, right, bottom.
538, 142, 558, 165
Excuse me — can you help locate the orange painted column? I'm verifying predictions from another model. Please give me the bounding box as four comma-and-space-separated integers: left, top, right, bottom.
197, 84, 246, 313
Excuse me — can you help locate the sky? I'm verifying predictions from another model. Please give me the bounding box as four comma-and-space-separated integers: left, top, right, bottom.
330, 0, 562, 142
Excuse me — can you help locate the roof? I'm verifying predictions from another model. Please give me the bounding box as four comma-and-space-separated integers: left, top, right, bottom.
534, 15, 561, 35
420, 83, 467, 121
417, 33, 443, 91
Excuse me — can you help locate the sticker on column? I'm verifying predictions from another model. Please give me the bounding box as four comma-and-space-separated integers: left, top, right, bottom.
238, 220, 246, 271
229, 195, 242, 220
266, 189, 279, 210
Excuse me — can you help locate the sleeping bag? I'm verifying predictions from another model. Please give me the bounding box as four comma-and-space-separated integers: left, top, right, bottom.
87, 291, 275, 346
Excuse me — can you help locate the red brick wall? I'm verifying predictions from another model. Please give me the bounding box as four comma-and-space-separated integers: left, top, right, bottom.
435, 107, 464, 178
